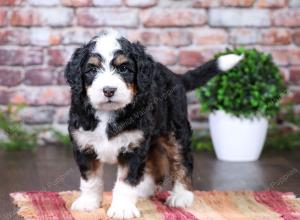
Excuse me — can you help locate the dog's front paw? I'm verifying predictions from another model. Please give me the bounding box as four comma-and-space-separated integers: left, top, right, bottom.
107, 201, 141, 219
166, 190, 194, 208
71, 194, 101, 212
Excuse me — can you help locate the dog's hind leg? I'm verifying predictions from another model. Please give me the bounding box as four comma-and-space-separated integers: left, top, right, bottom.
159, 133, 194, 208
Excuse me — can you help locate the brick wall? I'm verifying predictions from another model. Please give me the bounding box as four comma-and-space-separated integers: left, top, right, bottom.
0, 0, 300, 133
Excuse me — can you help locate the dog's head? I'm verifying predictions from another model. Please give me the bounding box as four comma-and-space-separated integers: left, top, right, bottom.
65, 30, 154, 111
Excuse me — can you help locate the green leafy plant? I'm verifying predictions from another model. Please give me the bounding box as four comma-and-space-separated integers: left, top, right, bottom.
198, 48, 286, 118
264, 104, 300, 151
191, 130, 213, 152
0, 105, 39, 150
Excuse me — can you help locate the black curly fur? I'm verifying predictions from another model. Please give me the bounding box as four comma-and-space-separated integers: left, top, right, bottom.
65, 35, 223, 186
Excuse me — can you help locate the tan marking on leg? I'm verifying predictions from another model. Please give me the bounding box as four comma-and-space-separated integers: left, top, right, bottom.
90, 160, 101, 174
158, 135, 192, 190
145, 144, 169, 185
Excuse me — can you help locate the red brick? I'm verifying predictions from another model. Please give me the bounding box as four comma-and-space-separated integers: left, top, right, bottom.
61, 0, 92, 7
290, 67, 300, 84
11, 8, 73, 27
160, 31, 192, 47
268, 48, 300, 66
221, 0, 255, 7
229, 28, 259, 44
148, 48, 177, 65
256, 0, 287, 8
0, 0, 23, 5
48, 48, 74, 66
291, 89, 300, 103
141, 9, 207, 27
193, 0, 220, 8
57, 69, 67, 85
11, 9, 39, 26
0, 88, 9, 104
295, 106, 300, 116
9, 87, 71, 106
0, 68, 23, 86
92, 0, 122, 6
30, 28, 61, 46
194, 29, 228, 45
50, 36, 61, 46
290, 0, 300, 7
0, 10, 8, 26
25, 67, 57, 86
279, 67, 289, 82
0, 29, 30, 45
168, 66, 190, 75
62, 28, 96, 45
280, 90, 294, 105
0, 48, 43, 66
204, 48, 222, 60
289, 48, 300, 65
52, 37, 63, 47
260, 29, 291, 45
1, 0, 299, 129
210, 9, 271, 27
77, 9, 138, 27
48, 49, 65, 66
127, 30, 159, 46
44, 8, 74, 27
293, 30, 300, 45
19, 107, 55, 124
28, 0, 59, 6
273, 9, 300, 27
179, 50, 205, 67
181, 48, 224, 67
266, 48, 289, 66
55, 107, 69, 124
125, 0, 157, 8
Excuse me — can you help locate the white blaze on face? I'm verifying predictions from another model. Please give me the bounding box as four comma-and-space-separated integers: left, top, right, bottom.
94, 30, 121, 68
87, 30, 133, 111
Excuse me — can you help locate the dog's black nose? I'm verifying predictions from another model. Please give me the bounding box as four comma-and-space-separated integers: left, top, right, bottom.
103, 86, 117, 98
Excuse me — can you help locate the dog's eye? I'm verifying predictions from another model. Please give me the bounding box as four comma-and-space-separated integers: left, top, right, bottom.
118, 65, 128, 73
86, 64, 98, 72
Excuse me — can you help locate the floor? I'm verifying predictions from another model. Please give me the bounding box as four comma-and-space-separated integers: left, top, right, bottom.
0, 145, 299, 220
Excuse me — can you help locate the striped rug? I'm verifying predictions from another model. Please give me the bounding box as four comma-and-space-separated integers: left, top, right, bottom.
10, 190, 300, 220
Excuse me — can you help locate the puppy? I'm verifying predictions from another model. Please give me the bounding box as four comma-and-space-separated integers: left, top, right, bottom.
65, 29, 243, 219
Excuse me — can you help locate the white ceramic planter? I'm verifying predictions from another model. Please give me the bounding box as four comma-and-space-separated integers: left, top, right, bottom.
209, 110, 268, 162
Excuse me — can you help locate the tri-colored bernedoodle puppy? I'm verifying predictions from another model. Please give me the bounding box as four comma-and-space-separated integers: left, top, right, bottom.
64, 29, 243, 219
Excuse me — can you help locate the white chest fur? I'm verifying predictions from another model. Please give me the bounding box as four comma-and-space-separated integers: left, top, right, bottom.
72, 113, 144, 164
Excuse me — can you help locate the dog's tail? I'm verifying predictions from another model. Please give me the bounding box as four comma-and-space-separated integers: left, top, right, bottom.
180, 54, 244, 92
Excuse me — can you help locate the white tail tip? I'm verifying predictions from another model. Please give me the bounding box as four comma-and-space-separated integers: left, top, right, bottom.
218, 54, 244, 71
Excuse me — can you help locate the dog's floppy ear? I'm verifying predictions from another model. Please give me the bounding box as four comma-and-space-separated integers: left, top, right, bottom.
131, 42, 154, 94
64, 46, 88, 95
